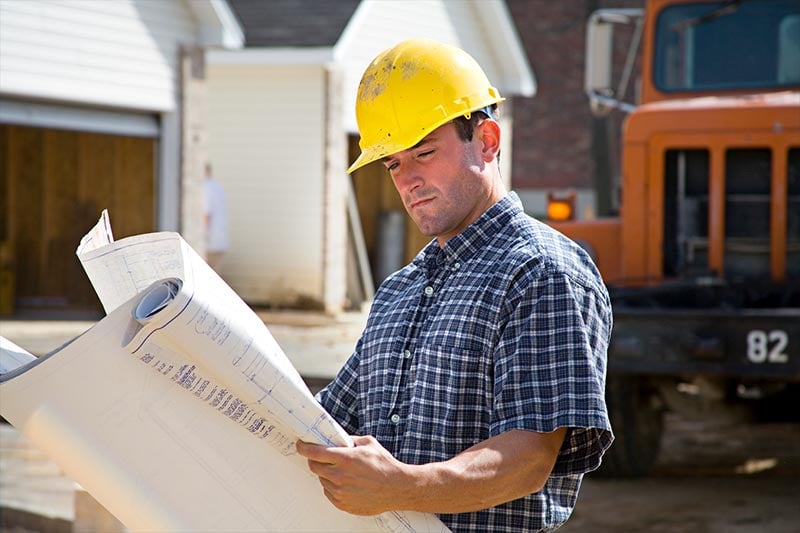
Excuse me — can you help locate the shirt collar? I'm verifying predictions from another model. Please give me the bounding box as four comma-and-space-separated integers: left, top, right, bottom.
414, 192, 523, 272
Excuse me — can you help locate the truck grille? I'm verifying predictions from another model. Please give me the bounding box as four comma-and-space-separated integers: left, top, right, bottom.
663, 148, 800, 280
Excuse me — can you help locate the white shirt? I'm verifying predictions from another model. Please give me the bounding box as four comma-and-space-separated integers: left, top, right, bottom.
204, 178, 229, 252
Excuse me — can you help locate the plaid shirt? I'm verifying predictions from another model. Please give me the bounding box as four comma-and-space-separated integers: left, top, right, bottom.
318, 193, 613, 532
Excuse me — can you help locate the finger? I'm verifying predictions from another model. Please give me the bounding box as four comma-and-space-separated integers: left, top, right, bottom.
319, 476, 337, 493
295, 440, 315, 456
322, 485, 345, 511
296, 440, 335, 462
306, 458, 333, 478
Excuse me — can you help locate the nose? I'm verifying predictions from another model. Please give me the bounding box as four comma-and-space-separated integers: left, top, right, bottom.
390, 159, 424, 195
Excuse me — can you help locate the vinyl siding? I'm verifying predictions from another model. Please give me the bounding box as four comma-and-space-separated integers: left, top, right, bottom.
206, 63, 326, 305
0, 0, 198, 112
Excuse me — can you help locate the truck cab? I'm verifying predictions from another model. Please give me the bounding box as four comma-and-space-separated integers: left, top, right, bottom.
553, 0, 800, 476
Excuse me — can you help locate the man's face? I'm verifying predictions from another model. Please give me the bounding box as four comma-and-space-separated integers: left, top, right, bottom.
382, 121, 497, 246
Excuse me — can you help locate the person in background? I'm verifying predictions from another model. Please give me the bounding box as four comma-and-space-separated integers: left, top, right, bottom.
296, 38, 614, 532
203, 162, 229, 271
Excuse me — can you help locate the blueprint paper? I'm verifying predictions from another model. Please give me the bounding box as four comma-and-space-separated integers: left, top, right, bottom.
0, 214, 449, 533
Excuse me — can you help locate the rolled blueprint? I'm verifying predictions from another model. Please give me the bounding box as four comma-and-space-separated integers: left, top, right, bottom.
133, 278, 182, 325
1, 223, 449, 533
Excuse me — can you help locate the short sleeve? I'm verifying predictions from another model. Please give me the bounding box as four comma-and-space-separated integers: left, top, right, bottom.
490, 270, 613, 475
316, 338, 363, 436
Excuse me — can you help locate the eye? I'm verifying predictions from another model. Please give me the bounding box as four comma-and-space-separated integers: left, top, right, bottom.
385, 161, 399, 172
417, 149, 434, 159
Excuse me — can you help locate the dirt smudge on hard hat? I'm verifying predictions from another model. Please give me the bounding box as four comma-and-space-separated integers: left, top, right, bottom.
359, 56, 419, 101
359, 57, 394, 101
400, 61, 419, 80
359, 72, 385, 101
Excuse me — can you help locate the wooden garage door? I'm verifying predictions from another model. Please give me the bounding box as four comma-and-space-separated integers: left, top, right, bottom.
0, 124, 155, 313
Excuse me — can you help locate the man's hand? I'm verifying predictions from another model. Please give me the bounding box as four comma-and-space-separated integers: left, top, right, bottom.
296, 435, 410, 516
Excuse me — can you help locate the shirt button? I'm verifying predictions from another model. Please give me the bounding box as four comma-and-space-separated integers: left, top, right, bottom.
390, 414, 401, 424
403, 349, 412, 359
453, 262, 461, 270
424, 286, 434, 296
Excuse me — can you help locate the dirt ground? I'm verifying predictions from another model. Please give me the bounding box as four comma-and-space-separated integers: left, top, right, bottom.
558, 413, 800, 533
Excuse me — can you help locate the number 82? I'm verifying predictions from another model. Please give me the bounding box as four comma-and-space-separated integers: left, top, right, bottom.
746, 330, 789, 364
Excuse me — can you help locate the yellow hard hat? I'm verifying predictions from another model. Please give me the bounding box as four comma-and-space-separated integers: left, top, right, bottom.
347, 38, 505, 174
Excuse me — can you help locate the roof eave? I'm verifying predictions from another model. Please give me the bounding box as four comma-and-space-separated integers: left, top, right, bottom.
189, 0, 245, 49
481, 1, 536, 97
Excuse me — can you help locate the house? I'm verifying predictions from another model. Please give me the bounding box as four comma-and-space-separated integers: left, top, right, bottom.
0, 0, 243, 314
207, 0, 535, 313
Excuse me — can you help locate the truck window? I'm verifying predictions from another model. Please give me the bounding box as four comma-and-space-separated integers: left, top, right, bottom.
654, 0, 800, 92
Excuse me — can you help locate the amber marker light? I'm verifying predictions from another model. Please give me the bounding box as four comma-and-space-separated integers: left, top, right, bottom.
546, 191, 576, 221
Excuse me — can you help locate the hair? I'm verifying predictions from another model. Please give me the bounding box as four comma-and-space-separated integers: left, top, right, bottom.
452, 104, 501, 164
452, 104, 498, 142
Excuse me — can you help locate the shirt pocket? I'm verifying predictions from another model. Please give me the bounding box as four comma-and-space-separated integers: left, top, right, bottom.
413, 343, 493, 436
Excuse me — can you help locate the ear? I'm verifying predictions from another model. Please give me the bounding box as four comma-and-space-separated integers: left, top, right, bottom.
477, 119, 501, 163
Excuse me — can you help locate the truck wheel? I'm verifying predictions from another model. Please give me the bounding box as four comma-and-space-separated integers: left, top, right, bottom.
595, 374, 664, 477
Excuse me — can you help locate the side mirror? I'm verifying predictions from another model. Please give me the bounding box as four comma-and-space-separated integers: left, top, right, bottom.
585, 16, 614, 104
585, 9, 643, 117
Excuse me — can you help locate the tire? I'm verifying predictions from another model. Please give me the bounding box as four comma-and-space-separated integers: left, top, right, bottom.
595, 374, 664, 477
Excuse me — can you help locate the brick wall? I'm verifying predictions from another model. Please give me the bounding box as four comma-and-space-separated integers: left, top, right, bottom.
506, 0, 645, 197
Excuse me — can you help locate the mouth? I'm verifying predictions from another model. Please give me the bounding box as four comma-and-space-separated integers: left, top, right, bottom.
409, 196, 434, 210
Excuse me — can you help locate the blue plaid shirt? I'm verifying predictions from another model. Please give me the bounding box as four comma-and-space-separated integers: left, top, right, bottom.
318, 193, 613, 532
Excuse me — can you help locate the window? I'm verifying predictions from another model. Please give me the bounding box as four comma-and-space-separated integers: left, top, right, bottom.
654, 0, 800, 92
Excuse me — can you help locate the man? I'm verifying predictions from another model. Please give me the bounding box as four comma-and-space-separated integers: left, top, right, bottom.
203, 162, 229, 271
297, 38, 613, 532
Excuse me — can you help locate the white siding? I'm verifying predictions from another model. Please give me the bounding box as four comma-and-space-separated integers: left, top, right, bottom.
207, 63, 326, 306
0, 0, 198, 112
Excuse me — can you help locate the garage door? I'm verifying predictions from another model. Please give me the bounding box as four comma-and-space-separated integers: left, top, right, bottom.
1, 122, 156, 314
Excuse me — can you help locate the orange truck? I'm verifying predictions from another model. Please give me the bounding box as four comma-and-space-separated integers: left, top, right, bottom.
550, 0, 800, 475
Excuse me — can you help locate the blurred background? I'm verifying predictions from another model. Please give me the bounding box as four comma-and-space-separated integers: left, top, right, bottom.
1, 0, 799, 531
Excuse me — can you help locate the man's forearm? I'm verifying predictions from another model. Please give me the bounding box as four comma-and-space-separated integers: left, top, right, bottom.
297, 427, 566, 516
395, 428, 567, 513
